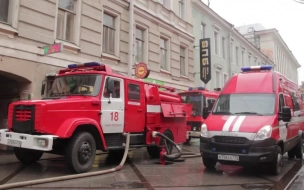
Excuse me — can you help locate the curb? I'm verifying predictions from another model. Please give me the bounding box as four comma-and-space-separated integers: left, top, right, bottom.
284, 164, 304, 190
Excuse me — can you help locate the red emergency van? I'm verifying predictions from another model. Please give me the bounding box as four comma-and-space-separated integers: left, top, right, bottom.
179, 87, 219, 144
200, 65, 304, 175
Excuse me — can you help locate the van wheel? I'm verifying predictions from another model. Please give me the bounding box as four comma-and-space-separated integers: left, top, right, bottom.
147, 130, 173, 158
288, 150, 295, 159
14, 148, 43, 165
65, 132, 96, 174
202, 156, 217, 169
269, 146, 283, 175
295, 137, 303, 159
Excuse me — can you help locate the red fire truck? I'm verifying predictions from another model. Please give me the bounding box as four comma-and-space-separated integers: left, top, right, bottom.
179, 87, 220, 144
0, 62, 192, 174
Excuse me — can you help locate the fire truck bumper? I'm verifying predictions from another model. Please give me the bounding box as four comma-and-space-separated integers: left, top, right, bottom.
200, 136, 277, 165
0, 129, 57, 151
187, 131, 201, 138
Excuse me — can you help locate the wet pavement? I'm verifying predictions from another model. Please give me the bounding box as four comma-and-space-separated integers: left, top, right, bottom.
285, 162, 304, 190
0, 139, 303, 190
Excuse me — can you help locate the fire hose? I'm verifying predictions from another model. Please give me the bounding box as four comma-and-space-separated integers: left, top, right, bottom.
152, 131, 201, 161
0, 133, 131, 190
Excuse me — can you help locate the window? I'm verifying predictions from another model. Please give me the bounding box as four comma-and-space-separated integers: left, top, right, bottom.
103, 79, 120, 98
128, 84, 140, 101
248, 55, 251, 65
103, 13, 115, 54
213, 94, 276, 115
159, 0, 169, 8
179, 0, 184, 19
201, 24, 205, 38
160, 38, 168, 70
241, 50, 245, 66
254, 58, 257, 65
0, 0, 10, 23
180, 47, 186, 75
230, 42, 234, 63
222, 37, 226, 58
206, 98, 216, 112
216, 70, 221, 88
57, 0, 76, 42
291, 92, 300, 111
214, 31, 219, 55
223, 73, 228, 84
235, 47, 239, 66
135, 28, 144, 62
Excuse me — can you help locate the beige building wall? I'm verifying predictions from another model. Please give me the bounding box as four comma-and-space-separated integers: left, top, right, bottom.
0, 0, 194, 102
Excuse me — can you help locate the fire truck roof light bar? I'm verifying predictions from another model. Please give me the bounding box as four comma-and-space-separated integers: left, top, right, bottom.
188, 87, 205, 91
67, 62, 102, 69
241, 65, 273, 72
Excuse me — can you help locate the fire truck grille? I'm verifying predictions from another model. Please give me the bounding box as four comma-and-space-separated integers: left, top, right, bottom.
213, 136, 247, 144
12, 105, 36, 134
15, 110, 32, 121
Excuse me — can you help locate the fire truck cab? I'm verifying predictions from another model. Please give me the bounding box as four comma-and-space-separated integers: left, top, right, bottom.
179, 87, 219, 144
200, 65, 304, 175
0, 62, 192, 174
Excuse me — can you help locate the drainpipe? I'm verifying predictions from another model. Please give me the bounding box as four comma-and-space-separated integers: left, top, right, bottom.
228, 25, 234, 76
128, 0, 134, 77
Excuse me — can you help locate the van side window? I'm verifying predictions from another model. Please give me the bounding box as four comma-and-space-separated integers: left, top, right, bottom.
291, 92, 300, 111
103, 79, 120, 98
279, 94, 285, 112
206, 98, 216, 111
128, 84, 140, 101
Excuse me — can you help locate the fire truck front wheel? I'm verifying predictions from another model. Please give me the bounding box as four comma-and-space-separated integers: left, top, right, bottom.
65, 132, 96, 174
14, 147, 43, 165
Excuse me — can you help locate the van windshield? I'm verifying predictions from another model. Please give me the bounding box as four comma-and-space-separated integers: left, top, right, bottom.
180, 93, 204, 116
212, 94, 276, 116
49, 74, 102, 97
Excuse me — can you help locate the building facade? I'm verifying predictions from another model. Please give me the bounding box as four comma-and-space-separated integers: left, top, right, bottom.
192, 0, 274, 90
236, 24, 301, 84
0, 0, 194, 134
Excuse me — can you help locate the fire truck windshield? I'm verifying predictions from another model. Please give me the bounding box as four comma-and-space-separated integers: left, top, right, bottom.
180, 94, 204, 116
212, 93, 276, 116
49, 74, 102, 97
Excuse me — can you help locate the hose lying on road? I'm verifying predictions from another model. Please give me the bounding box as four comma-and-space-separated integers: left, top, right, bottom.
180, 151, 201, 158
0, 133, 130, 190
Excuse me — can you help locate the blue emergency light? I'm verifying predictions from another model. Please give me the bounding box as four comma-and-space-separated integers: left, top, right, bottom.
67, 62, 102, 69
188, 87, 205, 91
241, 65, 273, 72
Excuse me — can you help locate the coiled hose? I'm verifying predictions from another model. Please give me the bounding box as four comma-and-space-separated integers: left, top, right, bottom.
0, 133, 131, 190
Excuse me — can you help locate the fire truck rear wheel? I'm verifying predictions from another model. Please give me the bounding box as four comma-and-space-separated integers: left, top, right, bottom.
202, 156, 217, 169
65, 132, 96, 174
14, 147, 43, 165
295, 137, 304, 159
147, 130, 173, 158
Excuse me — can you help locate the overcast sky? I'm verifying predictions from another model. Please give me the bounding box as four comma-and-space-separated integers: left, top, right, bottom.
201, 0, 303, 85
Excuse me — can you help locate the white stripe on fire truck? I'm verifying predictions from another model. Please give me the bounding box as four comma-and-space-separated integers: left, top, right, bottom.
222, 116, 237, 131
231, 116, 246, 132
147, 105, 161, 113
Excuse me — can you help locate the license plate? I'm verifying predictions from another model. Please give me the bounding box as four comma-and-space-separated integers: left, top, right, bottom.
218, 154, 239, 161
7, 139, 22, 147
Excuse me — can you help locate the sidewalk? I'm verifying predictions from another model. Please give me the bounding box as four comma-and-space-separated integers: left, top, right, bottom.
286, 165, 304, 190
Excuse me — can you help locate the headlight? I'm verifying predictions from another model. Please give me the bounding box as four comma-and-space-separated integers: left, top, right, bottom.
201, 124, 208, 137
254, 125, 272, 141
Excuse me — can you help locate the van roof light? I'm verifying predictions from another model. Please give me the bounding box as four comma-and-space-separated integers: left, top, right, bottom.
188, 87, 205, 91
241, 65, 273, 72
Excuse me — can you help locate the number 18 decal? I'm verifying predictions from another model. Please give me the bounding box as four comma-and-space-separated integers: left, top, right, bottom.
110, 112, 119, 121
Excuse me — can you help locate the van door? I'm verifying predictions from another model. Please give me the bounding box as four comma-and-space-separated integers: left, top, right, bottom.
124, 82, 145, 132
101, 77, 125, 133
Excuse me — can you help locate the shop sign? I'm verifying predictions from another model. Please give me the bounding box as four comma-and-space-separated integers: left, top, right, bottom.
43, 43, 63, 55
200, 38, 211, 84
135, 62, 150, 79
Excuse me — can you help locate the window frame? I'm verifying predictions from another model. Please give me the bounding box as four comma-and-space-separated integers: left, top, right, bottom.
135, 27, 145, 63
103, 78, 121, 99
214, 30, 219, 56
201, 23, 205, 39
128, 83, 141, 101
235, 46, 239, 66
221, 37, 226, 59
0, 0, 19, 35
206, 97, 217, 112
160, 36, 170, 72
180, 46, 186, 76
179, 0, 185, 19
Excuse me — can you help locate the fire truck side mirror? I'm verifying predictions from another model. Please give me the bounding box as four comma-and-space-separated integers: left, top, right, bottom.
106, 78, 114, 94
202, 107, 210, 119
280, 106, 292, 122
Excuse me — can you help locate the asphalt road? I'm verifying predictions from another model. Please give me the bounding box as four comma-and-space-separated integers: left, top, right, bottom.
0, 139, 303, 190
